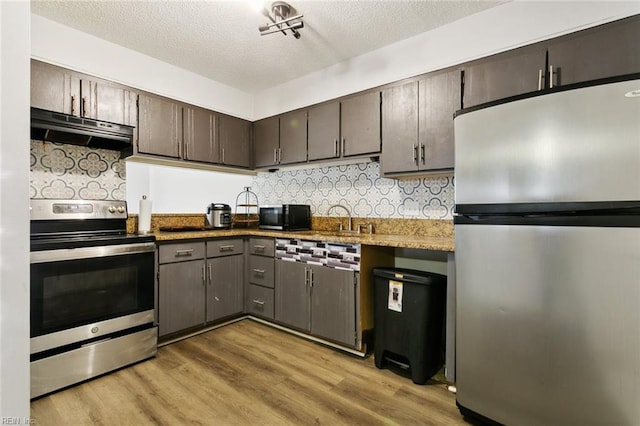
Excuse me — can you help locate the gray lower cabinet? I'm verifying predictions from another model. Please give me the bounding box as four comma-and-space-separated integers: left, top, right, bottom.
247, 238, 275, 319
275, 260, 310, 332
158, 242, 206, 337
247, 284, 274, 319
206, 238, 244, 322
309, 265, 357, 347
206, 255, 243, 322
275, 259, 357, 347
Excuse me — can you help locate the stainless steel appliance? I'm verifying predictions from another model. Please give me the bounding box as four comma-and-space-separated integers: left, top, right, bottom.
30, 107, 134, 157
30, 199, 157, 398
454, 78, 640, 425
206, 203, 232, 228
259, 204, 311, 230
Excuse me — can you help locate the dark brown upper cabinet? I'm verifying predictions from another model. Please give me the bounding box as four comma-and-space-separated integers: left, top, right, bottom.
463, 15, 640, 109
381, 69, 460, 176
546, 15, 640, 88
137, 93, 182, 159
31, 60, 136, 127
184, 106, 218, 164
308, 101, 340, 161
254, 116, 280, 168
218, 114, 252, 168
340, 91, 381, 157
279, 110, 307, 165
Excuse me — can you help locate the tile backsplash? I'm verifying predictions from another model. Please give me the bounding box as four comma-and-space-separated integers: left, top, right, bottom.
30, 141, 126, 200
251, 162, 454, 219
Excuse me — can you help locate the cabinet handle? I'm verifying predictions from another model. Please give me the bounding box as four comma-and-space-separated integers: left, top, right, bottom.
309, 268, 314, 287
273, 148, 277, 164
420, 144, 425, 165
253, 268, 265, 275
334, 139, 339, 157
177, 140, 181, 157
219, 245, 235, 252
175, 249, 193, 257
222, 147, 225, 164
252, 299, 265, 306
549, 65, 554, 89
538, 69, 544, 91
278, 147, 282, 163
81, 97, 87, 117
412, 144, 418, 165
208, 263, 212, 285
253, 245, 265, 252
184, 142, 188, 160
304, 267, 309, 287
341, 138, 346, 156
71, 95, 76, 116
202, 263, 206, 286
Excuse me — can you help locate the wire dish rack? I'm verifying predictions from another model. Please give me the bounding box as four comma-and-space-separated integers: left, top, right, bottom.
234, 186, 259, 228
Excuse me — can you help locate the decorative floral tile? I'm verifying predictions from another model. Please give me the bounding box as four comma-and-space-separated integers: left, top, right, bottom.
30, 140, 126, 201
252, 162, 454, 219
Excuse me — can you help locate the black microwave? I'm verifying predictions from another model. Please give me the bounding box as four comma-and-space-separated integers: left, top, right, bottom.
259, 204, 311, 231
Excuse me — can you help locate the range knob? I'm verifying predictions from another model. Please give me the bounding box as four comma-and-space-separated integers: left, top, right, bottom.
117, 206, 126, 214
108, 205, 117, 213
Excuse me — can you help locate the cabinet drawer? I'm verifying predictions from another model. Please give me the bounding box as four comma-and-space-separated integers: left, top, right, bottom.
207, 238, 244, 257
158, 242, 205, 264
247, 284, 274, 320
249, 238, 275, 257
249, 255, 274, 288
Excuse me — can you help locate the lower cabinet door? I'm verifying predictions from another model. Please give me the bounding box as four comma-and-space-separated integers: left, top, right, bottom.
158, 260, 206, 336
207, 255, 243, 322
310, 266, 357, 347
247, 284, 274, 320
275, 260, 310, 332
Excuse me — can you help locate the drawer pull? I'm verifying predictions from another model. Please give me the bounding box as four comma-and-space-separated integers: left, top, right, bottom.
175, 249, 193, 257
253, 245, 265, 252
252, 299, 265, 306
253, 269, 265, 275
219, 245, 235, 252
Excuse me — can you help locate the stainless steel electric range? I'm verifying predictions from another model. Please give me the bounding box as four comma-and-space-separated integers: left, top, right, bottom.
30, 199, 157, 398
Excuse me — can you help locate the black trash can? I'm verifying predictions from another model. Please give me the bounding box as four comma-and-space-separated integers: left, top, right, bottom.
373, 267, 446, 384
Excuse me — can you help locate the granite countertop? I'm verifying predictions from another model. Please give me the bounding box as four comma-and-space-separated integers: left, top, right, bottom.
152, 228, 454, 252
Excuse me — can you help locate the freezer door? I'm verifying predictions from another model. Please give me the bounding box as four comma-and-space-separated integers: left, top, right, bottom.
455, 79, 640, 205
455, 224, 640, 426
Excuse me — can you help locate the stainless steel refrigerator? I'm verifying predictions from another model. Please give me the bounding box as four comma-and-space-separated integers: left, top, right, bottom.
454, 77, 640, 425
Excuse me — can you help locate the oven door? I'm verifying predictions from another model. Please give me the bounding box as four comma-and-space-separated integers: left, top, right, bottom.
30, 242, 156, 354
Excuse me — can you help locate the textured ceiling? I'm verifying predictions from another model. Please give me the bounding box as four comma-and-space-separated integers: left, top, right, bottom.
32, 0, 507, 93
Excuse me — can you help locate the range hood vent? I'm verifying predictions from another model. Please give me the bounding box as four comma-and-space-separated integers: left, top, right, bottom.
30, 108, 134, 157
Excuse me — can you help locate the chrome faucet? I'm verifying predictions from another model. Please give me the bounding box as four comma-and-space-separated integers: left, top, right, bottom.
327, 204, 352, 232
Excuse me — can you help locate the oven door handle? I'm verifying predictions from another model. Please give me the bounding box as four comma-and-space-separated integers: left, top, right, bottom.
30, 242, 156, 263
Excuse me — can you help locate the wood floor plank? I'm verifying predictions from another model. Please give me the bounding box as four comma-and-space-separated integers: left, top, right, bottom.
31, 320, 468, 425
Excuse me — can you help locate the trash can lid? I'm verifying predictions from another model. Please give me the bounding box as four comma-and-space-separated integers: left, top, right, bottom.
372, 267, 446, 285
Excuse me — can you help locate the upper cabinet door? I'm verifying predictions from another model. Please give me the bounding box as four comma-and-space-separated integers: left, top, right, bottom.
381, 81, 419, 174
279, 110, 307, 165
137, 94, 182, 158
31, 60, 79, 116
308, 101, 340, 161
463, 45, 546, 109
254, 117, 279, 168
419, 69, 460, 171
219, 115, 251, 168
81, 80, 137, 126
340, 91, 381, 157
547, 16, 640, 88
184, 106, 218, 164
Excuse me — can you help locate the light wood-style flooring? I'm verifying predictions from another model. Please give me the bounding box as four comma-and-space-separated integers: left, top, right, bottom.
31, 319, 469, 425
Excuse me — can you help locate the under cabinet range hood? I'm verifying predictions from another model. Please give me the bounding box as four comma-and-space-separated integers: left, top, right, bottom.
30, 108, 134, 157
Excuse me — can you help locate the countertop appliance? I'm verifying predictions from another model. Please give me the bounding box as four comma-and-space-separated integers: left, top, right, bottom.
453, 77, 640, 425
30, 107, 134, 157
30, 199, 157, 398
206, 203, 232, 229
259, 204, 311, 231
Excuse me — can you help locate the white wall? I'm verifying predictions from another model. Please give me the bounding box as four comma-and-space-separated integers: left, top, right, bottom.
0, 1, 31, 418
126, 162, 252, 214
254, 1, 640, 118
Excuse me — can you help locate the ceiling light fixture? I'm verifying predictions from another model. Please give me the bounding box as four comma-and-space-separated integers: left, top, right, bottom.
258, 1, 304, 39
